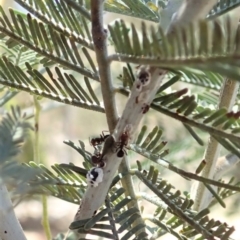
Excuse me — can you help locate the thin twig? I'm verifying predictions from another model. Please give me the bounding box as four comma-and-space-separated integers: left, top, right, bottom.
193, 78, 240, 210
0, 185, 27, 240
90, 0, 117, 131
33, 97, 52, 240
72, 0, 219, 239
108, 53, 239, 66
73, 0, 147, 238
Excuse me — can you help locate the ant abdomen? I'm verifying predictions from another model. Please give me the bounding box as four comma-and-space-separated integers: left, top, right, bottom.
115, 124, 132, 158
117, 149, 125, 158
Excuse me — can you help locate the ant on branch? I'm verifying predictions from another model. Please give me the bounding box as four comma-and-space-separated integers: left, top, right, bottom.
90, 131, 112, 168
90, 147, 106, 168
91, 153, 106, 168
90, 131, 109, 147
115, 125, 132, 158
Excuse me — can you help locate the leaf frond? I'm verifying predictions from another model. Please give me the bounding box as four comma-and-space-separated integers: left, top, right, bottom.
99, 0, 160, 23
208, 0, 240, 19
173, 68, 224, 91
14, 0, 93, 49
0, 60, 103, 111
133, 125, 168, 157
210, 177, 240, 207
0, 106, 32, 162
70, 189, 146, 239
0, 106, 43, 196
13, 138, 239, 239
117, 64, 224, 100
109, 16, 240, 81
152, 101, 240, 157
117, 71, 240, 154
0, 9, 98, 79
134, 164, 234, 239
24, 161, 85, 204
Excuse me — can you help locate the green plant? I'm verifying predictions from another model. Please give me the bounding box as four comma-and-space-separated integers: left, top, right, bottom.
1, 0, 240, 239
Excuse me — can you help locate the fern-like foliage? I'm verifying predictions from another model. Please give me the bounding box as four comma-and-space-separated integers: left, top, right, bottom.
118, 65, 240, 157
0, 59, 103, 111
131, 125, 169, 158
109, 15, 240, 80
134, 164, 235, 240
1, 1, 240, 239
13, 0, 92, 48
169, 69, 224, 92
0, 106, 32, 162
17, 138, 239, 240
208, 0, 240, 19
0, 106, 43, 195
102, 0, 160, 23
0, 3, 105, 113
0, 7, 97, 78
23, 148, 235, 239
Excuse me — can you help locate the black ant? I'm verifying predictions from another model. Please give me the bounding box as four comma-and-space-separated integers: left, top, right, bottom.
115, 125, 132, 158
91, 149, 102, 164
90, 131, 113, 168
90, 131, 109, 147
91, 148, 106, 168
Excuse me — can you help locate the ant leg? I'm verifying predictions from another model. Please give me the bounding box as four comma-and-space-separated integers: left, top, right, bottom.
102, 130, 110, 138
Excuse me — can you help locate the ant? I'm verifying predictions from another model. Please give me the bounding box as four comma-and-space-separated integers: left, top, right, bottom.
115, 125, 132, 158
141, 103, 150, 114
90, 131, 114, 168
90, 131, 109, 147
91, 148, 106, 168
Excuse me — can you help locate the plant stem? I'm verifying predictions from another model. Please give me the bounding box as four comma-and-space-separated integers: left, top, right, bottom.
74, 0, 147, 238
33, 97, 40, 164
90, 0, 117, 131
118, 157, 146, 233
192, 9, 240, 210
73, 0, 219, 239
193, 78, 240, 210
41, 195, 52, 240
0, 185, 27, 240
33, 97, 52, 240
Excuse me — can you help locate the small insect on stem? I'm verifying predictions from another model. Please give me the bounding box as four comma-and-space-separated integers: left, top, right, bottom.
91, 149, 102, 164
90, 131, 109, 147
91, 135, 115, 168
115, 124, 132, 158
91, 147, 106, 168
141, 103, 150, 114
